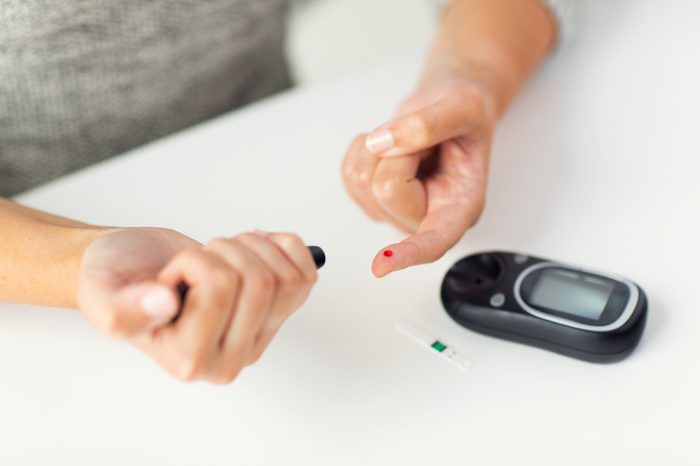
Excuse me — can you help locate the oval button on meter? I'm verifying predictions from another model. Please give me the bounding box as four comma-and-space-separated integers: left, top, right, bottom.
489, 293, 506, 308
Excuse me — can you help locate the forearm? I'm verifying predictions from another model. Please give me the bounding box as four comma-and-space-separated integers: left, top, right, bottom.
0, 198, 104, 308
421, 0, 555, 115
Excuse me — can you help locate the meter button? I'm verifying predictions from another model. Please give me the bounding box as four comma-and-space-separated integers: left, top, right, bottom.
490, 293, 506, 308
514, 254, 528, 265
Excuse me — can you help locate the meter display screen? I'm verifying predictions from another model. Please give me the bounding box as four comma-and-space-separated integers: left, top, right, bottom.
528, 268, 615, 320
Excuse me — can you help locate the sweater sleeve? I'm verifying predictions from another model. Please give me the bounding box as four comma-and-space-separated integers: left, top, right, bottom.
430, 0, 582, 49
539, 0, 582, 47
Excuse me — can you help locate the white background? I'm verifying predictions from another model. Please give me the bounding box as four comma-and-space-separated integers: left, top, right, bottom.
2, 1, 700, 465
289, 0, 435, 83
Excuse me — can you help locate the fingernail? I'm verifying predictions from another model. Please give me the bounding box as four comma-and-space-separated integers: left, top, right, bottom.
253, 229, 270, 238
366, 128, 394, 154
140, 288, 175, 321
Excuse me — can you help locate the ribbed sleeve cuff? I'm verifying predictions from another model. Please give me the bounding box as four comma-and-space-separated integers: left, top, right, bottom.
540, 0, 582, 47
429, 0, 582, 49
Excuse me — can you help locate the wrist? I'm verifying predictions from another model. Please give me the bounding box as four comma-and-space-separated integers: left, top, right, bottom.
0, 198, 116, 308
420, 0, 555, 116
417, 46, 509, 120
17, 224, 109, 309
48, 225, 111, 309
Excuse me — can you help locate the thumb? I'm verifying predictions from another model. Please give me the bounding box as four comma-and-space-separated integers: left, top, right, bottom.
371, 230, 449, 278
106, 282, 179, 336
371, 201, 481, 277
365, 88, 487, 158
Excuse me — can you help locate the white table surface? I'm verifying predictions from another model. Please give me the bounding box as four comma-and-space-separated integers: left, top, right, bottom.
2, 1, 699, 464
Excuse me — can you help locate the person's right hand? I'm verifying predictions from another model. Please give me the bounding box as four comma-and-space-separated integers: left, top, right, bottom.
77, 227, 317, 384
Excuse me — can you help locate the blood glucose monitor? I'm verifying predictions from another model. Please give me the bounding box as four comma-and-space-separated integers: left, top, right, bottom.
440, 251, 647, 362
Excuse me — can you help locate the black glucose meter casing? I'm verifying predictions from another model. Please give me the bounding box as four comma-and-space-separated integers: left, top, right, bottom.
440, 251, 648, 363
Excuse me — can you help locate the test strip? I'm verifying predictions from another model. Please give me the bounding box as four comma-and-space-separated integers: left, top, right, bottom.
395, 321, 475, 371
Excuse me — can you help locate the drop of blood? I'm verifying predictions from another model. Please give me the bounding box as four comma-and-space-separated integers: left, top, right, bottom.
383, 250, 393, 257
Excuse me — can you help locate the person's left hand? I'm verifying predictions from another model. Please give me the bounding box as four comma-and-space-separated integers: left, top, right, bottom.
342, 78, 496, 277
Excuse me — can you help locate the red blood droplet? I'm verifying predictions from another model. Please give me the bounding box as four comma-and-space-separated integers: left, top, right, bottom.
383, 250, 393, 257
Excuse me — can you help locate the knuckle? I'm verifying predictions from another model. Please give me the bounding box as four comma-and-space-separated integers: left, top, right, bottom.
302, 269, 318, 285
275, 233, 305, 251
173, 362, 199, 381
248, 350, 264, 365
234, 232, 257, 244
278, 270, 303, 288
218, 364, 244, 384
266, 311, 286, 329
173, 247, 206, 269
99, 313, 126, 338
309, 271, 318, 285
247, 267, 276, 290
342, 165, 369, 190
350, 168, 373, 190
404, 114, 430, 146
372, 174, 402, 201
226, 339, 252, 361
215, 353, 247, 383
165, 366, 188, 382
209, 268, 238, 291
176, 351, 207, 381
179, 247, 203, 262
341, 158, 356, 182
211, 368, 240, 385
206, 237, 230, 252
276, 305, 299, 325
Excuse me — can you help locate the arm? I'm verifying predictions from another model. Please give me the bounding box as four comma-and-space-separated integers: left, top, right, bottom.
342, 0, 555, 276
0, 198, 103, 307
422, 0, 554, 115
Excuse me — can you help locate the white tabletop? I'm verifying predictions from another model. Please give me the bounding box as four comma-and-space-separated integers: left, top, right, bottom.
2, 1, 699, 464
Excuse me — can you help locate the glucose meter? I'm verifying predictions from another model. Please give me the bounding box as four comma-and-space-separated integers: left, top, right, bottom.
440, 251, 647, 362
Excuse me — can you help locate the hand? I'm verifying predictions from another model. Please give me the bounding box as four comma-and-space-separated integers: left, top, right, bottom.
342, 80, 495, 277
77, 228, 317, 383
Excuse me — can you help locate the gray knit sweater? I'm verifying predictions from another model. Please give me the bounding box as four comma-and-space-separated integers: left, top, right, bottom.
0, 0, 578, 197
0, 0, 291, 196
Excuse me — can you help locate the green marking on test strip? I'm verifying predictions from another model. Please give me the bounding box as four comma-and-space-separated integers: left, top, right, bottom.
431, 341, 447, 352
